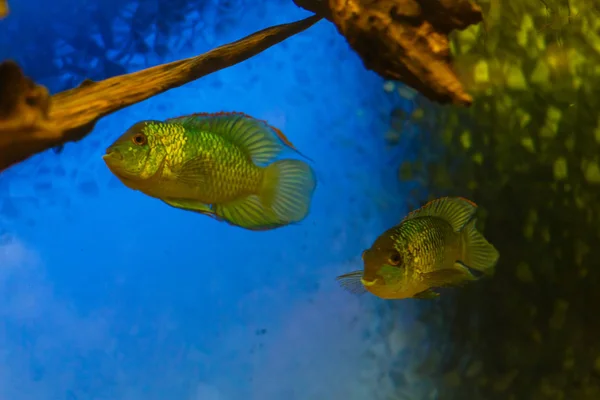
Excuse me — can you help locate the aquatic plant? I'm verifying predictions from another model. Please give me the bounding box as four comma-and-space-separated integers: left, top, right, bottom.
392, 0, 600, 398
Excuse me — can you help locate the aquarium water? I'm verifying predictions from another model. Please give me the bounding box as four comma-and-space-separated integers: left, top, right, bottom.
0, 0, 435, 399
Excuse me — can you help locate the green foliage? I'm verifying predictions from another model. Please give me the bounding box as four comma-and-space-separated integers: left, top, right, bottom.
394, 0, 600, 398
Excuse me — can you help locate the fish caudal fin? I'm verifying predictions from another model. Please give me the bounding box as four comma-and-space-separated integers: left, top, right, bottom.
460, 218, 499, 275
261, 159, 316, 223
212, 159, 316, 230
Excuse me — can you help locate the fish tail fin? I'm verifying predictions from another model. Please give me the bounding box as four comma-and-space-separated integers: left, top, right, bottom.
460, 218, 499, 275
260, 158, 316, 223
211, 159, 316, 231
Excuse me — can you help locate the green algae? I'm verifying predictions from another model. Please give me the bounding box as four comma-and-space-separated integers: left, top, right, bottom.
391, 0, 600, 398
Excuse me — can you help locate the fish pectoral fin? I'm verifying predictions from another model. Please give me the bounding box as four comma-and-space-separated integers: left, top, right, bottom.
422, 264, 478, 288
402, 197, 477, 232
172, 157, 215, 185
412, 289, 440, 300
336, 270, 367, 295
455, 260, 486, 279
162, 198, 220, 218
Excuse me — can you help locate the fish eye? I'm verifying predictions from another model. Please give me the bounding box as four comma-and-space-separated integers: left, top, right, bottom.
132, 133, 147, 146
388, 251, 401, 266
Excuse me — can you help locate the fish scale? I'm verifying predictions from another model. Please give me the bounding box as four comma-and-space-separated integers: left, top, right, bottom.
395, 217, 458, 277
169, 125, 262, 203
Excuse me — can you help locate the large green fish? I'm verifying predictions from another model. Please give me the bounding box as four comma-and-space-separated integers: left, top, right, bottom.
102, 112, 317, 231
336, 197, 499, 299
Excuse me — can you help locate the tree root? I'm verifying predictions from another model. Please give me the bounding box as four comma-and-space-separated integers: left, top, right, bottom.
0, 15, 322, 172
297, 0, 483, 106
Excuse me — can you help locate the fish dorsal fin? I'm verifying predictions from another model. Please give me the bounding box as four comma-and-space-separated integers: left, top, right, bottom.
402, 197, 477, 232
166, 112, 307, 165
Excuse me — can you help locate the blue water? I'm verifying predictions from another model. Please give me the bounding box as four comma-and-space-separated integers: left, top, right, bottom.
0, 1, 425, 399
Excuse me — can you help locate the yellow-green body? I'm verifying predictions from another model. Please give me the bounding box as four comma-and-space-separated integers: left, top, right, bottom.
131, 123, 262, 202
337, 197, 499, 300
363, 217, 464, 299
103, 113, 316, 231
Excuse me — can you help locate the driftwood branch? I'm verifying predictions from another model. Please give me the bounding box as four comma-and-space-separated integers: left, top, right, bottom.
0, 15, 322, 172
293, 0, 333, 21
0, 0, 8, 19
297, 0, 482, 106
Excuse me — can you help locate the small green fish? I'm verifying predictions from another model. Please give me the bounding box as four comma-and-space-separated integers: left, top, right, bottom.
336, 197, 499, 299
103, 112, 316, 231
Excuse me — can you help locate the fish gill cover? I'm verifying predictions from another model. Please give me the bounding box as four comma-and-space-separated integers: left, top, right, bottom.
0, 0, 441, 399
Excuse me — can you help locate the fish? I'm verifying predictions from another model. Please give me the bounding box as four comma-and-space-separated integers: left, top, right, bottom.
336, 197, 499, 300
102, 111, 317, 231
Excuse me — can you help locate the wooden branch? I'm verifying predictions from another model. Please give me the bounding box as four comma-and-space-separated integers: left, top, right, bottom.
293, 0, 333, 21
0, 15, 322, 172
301, 0, 482, 106
0, 0, 8, 19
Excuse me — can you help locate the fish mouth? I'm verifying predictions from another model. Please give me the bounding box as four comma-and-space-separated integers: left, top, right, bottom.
102, 150, 123, 162
102, 151, 128, 179
361, 278, 378, 287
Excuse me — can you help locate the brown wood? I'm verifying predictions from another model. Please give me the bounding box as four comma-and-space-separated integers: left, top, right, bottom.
0, 0, 485, 172
297, 0, 482, 106
0, 15, 322, 172
0, 0, 8, 19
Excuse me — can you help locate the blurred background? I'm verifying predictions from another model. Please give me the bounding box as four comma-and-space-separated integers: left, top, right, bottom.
1, 0, 599, 399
